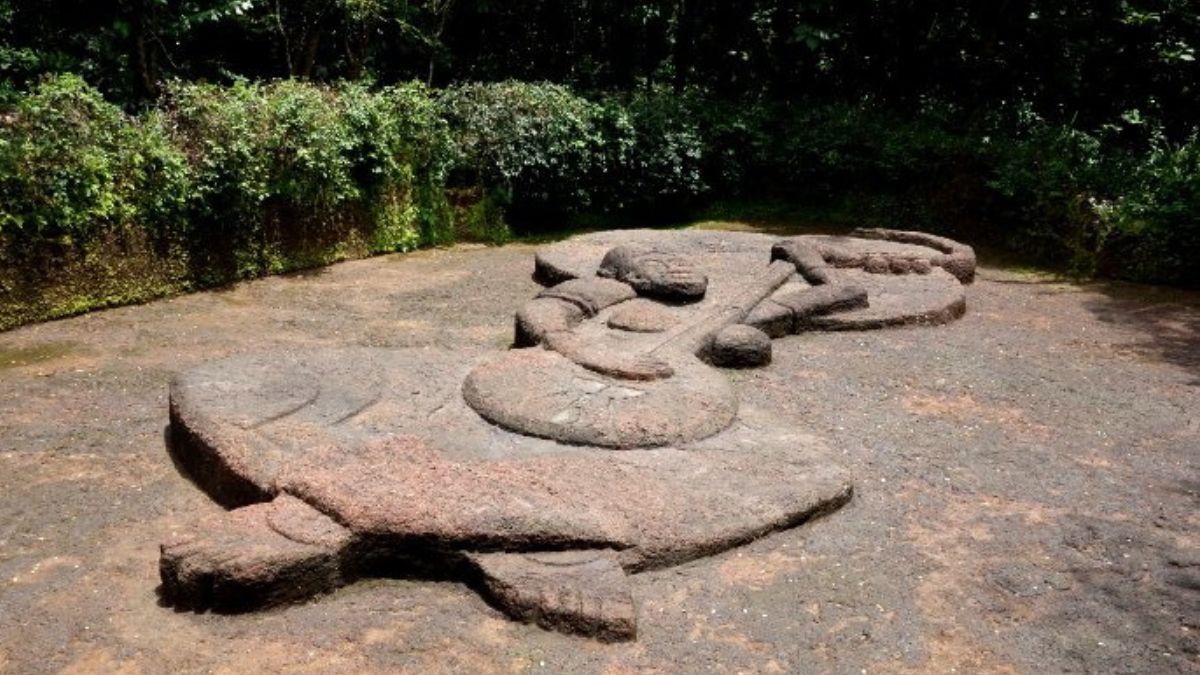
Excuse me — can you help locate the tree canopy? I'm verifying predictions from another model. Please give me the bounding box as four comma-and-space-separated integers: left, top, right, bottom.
2, 1, 1197, 140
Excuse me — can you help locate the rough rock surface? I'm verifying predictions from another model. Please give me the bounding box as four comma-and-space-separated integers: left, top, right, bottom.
514, 298, 585, 347
597, 246, 709, 301
159, 494, 350, 611
537, 278, 636, 317
164, 344, 850, 638
462, 348, 736, 447
770, 239, 833, 285
541, 332, 676, 381
157, 227, 978, 642
468, 550, 637, 641
534, 229, 974, 286
2, 232, 1196, 672
741, 299, 793, 338
746, 283, 871, 337
607, 301, 677, 333
794, 269, 965, 330
707, 325, 772, 368
849, 227, 977, 283
534, 230, 969, 334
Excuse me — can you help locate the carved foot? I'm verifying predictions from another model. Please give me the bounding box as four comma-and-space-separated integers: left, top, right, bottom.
160, 495, 352, 612
467, 550, 637, 641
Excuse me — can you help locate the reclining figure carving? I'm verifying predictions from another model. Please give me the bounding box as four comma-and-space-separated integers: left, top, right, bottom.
159, 228, 976, 640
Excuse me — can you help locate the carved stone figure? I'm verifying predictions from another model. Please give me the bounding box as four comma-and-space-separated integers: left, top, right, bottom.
160, 228, 975, 640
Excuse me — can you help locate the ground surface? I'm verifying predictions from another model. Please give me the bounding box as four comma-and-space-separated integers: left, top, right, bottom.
0, 225, 1197, 674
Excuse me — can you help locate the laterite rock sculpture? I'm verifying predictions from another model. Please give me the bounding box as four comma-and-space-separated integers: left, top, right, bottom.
161, 228, 975, 640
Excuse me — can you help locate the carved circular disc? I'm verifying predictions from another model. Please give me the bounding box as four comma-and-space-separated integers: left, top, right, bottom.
462, 348, 738, 449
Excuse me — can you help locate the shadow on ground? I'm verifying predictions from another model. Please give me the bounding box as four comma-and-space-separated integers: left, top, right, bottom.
1080, 281, 1200, 385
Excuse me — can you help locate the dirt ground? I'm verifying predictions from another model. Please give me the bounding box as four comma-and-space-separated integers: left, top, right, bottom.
0, 228, 1197, 674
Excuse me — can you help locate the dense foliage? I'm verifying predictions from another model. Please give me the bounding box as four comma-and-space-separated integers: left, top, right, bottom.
0, 1, 1198, 328
3, 1, 1196, 138
0, 75, 476, 328
162, 79, 458, 281
0, 74, 187, 247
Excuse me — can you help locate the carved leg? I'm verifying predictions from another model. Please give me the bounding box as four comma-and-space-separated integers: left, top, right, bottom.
745, 283, 870, 337
543, 332, 675, 381
160, 495, 352, 612
466, 550, 637, 641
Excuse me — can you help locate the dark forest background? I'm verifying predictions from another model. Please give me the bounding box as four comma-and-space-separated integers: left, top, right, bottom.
1, 1, 1198, 328
4, 0, 1196, 133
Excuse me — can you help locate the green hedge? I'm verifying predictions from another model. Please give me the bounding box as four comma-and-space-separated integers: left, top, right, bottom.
0, 74, 188, 248
438, 82, 712, 223
0, 75, 191, 328
0, 75, 499, 330
162, 79, 461, 283
1099, 134, 1200, 285
1, 75, 1198, 331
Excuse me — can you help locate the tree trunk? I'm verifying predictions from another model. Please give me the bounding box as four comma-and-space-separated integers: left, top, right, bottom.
673, 0, 693, 91
131, 0, 161, 99
298, 28, 322, 78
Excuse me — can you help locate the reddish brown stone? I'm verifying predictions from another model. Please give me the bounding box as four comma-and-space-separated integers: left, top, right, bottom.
158, 227, 975, 641
770, 240, 832, 285
163, 345, 851, 637
800, 269, 966, 329
597, 246, 708, 301
159, 495, 350, 612
462, 348, 735, 448
863, 254, 890, 274
743, 299, 794, 338
514, 298, 585, 347
849, 227, 977, 283
535, 230, 974, 335
537, 277, 636, 316
468, 550, 636, 641
774, 283, 870, 324
708, 325, 772, 368
607, 301, 677, 333
543, 332, 676, 380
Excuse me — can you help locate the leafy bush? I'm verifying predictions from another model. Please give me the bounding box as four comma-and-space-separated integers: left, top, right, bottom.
341, 82, 457, 250
0, 74, 191, 329
439, 81, 610, 219
5, 74, 1200, 333
985, 125, 1118, 272
0, 74, 188, 247
0, 75, 479, 328
163, 80, 360, 278
163, 79, 460, 280
773, 102, 969, 197
605, 88, 708, 214
439, 82, 714, 222
687, 94, 774, 196
1103, 135, 1200, 286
